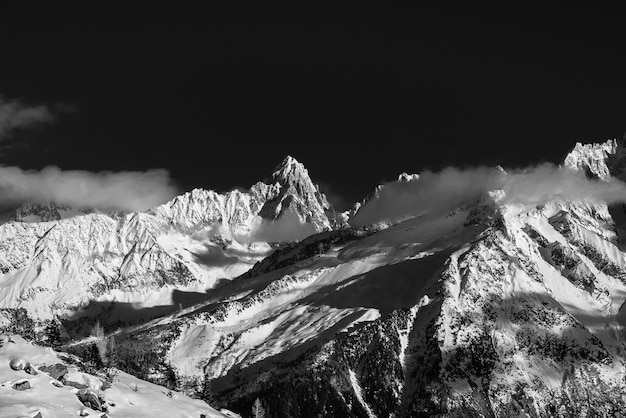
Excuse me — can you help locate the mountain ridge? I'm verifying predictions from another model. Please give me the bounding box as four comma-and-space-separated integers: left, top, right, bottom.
81, 136, 626, 417
0, 156, 337, 322
6, 141, 626, 416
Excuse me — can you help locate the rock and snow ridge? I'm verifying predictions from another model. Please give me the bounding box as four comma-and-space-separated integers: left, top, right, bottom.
151, 155, 337, 233
73, 137, 626, 417
0, 156, 338, 321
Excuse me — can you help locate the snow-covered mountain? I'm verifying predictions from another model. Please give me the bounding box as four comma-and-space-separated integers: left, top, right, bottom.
8, 140, 626, 416
61, 138, 626, 417
151, 155, 337, 233
0, 156, 337, 321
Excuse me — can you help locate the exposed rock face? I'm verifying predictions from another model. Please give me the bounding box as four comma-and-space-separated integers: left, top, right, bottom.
562, 136, 626, 182
10, 203, 70, 223
152, 155, 337, 233
563, 138, 619, 180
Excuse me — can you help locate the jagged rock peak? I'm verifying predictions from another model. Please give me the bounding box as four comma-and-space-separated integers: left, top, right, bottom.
256, 155, 334, 229
270, 155, 313, 186
152, 155, 337, 233
397, 172, 419, 182
563, 137, 623, 180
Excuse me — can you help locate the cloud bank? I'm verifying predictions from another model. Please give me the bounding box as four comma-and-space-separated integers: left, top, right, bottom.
0, 95, 54, 137
351, 164, 626, 226
0, 165, 179, 212
249, 209, 317, 243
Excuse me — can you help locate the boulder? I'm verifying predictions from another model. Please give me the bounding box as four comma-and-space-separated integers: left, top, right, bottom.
64, 378, 89, 389
39, 363, 68, 380
9, 357, 27, 371
51, 379, 64, 388
76, 388, 105, 411
13, 380, 31, 390
24, 363, 38, 375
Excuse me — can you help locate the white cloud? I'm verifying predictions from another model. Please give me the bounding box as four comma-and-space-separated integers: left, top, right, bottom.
248, 209, 317, 243
351, 164, 626, 226
0, 165, 179, 212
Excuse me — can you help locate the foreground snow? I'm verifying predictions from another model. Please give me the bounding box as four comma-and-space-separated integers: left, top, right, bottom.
0, 334, 230, 418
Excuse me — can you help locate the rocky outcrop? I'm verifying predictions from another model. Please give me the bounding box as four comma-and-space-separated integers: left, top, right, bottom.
152, 155, 338, 233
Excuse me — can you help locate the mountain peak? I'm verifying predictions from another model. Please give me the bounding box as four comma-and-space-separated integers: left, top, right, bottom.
563, 138, 624, 181
279, 154, 300, 167
271, 155, 309, 184
397, 172, 419, 183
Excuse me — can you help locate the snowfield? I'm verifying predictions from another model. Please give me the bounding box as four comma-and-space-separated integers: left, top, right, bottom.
0, 334, 231, 418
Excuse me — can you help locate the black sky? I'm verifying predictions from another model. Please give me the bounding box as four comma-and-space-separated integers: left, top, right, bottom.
0, 5, 625, 209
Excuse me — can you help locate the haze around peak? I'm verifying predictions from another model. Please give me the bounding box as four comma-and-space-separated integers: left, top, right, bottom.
351, 162, 626, 227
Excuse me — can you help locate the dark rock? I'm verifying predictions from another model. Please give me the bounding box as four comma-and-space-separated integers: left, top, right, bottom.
24, 363, 38, 375
39, 363, 68, 380
64, 379, 89, 389
13, 380, 31, 390
51, 379, 64, 388
76, 389, 102, 411
33, 412, 43, 418
79, 410, 89, 417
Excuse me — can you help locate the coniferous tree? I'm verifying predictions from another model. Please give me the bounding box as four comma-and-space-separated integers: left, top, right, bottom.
252, 397, 265, 418
200, 374, 216, 405
44, 320, 62, 347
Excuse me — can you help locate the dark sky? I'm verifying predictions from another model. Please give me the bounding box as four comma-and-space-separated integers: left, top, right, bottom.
0, 5, 625, 209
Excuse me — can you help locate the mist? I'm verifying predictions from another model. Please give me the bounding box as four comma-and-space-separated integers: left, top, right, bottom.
249, 209, 317, 243
351, 163, 626, 226
0, 95, 54, 137
0, 165, 179, 212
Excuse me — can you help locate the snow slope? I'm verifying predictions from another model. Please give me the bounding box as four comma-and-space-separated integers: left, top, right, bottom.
0, 334, 229, 418
92, 138, 626, 417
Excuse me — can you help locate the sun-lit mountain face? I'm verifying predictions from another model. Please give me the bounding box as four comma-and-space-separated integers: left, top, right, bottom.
0, 156, 338, 323
5, 140, 626, 416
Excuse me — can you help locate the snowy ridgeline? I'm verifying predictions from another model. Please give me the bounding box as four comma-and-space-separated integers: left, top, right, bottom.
0, 334, 234, 418
6, 140, 626, 416
0, 155, 339, 322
